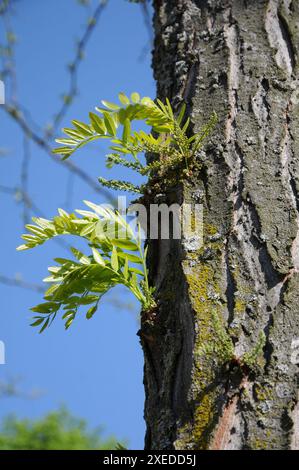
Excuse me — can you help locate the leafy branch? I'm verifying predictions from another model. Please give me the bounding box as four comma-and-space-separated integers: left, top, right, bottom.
53, 92, 217, 194
18, 92, 217, 332
18, 201, 155, 332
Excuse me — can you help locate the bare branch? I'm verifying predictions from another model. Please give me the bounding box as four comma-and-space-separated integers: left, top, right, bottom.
0, 274, 45, 293
48, 1, 108, 136
3, 104, 115, 202
0, 0, 115, 202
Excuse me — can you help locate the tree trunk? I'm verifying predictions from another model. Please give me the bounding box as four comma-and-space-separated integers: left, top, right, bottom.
141, 0, 299, 450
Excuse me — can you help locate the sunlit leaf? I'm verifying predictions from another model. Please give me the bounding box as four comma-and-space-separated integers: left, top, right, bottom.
131, 92, 140, 103
111, 246, 119, 271
118, 92, 130, 105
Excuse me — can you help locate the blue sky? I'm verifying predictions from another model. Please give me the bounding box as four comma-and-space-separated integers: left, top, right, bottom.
0, 0, 155, 449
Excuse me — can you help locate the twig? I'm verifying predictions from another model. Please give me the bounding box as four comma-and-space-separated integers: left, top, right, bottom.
49, 1, 109, 136
0, 0, 114, 202
138, 0, 153, 62
0, 184, 72, 251
20, 135, 31, 225
0, 274, 45, 293
3, 104, 115, 202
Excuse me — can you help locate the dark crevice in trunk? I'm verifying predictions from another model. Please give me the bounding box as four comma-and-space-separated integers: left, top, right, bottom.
247, 197, 283, 288
290, 177, 299, 213
233, 140, 245, 210
263, 310, 274, 370
261, 77, 271, 121
225, 241, 236, 325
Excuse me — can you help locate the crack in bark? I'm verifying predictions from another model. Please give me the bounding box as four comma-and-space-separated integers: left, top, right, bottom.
251, 77, 271, 158
246, 196, 282, 290
224, 7, 240, 144
225, 239, 236, 325
281, 100, 299, 271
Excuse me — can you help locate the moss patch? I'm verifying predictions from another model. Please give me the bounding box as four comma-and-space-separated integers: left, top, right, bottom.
176, 258, 222, 449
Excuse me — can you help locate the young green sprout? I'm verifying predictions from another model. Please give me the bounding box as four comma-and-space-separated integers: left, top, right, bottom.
18, 92, 217, 332
18, 202, 154, 332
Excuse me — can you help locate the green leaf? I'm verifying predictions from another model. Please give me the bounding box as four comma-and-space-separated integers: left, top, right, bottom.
182, 117, 190, 134
118, 92, 130, 105
89, 112, 106, 134
152, 125, 171, 133
92, 247, 105, 266
25, 224, 47, 235
16, 244, 30, 251
166, 98, 174, 119
177, 103, 186, 125
122, 118, 131, 144
98, 177, 141, 194
131, 272, 138, 287
71, 247, 90, 265
55, 148, 74, 160
65, 317, 74, 330
62, 310, 75, 320
39, 317, 50, 333
80, 223, 95, 237
129, 267, 144, 276
21, 234, 39, 242
111, 246, 119, 271
123, 257, 129, 280
72, 120, 93, 136
55, 138, 78, 146
111, 239, 138, 251
30, 317, 44, 327
109, 146, 130, 154
131, 92, 140, 103
43, 275, 57, 283
30, 302, 58, 313
62, 128, 83, 140
101, 100, 120, 110
141, 97, 153, 106
117, 251, 143, 264
57, 208, 69, 218
44, 284, 60, 298
103, 112, 117, 136
78, 295, 99, 305
86, 305, 97, 319
83, 200, 110, 218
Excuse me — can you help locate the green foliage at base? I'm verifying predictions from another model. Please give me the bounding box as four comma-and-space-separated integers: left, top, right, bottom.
0, 408, 123, 450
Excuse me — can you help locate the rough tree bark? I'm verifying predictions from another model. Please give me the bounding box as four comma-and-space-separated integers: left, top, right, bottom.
140, 0, 299, 450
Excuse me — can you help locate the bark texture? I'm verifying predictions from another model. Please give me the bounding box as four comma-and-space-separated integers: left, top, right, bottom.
141, 0, 299, 450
